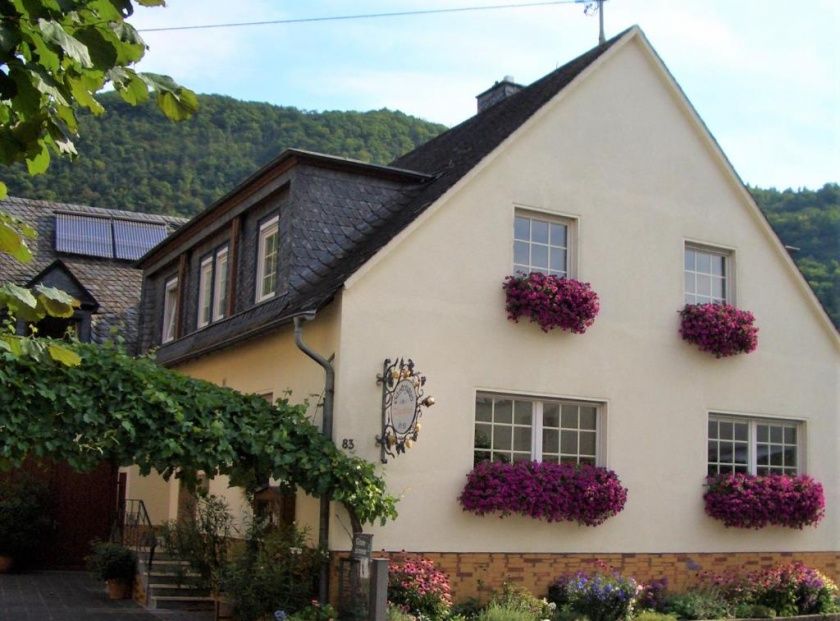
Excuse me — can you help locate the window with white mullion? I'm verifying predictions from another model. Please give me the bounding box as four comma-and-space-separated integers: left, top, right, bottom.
197, 256, 214, 328
161, 276, 179, 344
474, 393, 599, 466
514, 213, 569, 278
212, 247, 229, 321
256, 216, 279, 302
708, 414, 801, 476
685, 246, 729, 305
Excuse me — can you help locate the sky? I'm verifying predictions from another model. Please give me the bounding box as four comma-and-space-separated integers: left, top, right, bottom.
128, 1, 839, 189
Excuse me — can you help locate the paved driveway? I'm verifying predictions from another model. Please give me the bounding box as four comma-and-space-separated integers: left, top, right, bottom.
0, 571, 214, 621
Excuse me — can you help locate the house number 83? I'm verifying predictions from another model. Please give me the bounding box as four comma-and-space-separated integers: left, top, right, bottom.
341, 439, 355, 450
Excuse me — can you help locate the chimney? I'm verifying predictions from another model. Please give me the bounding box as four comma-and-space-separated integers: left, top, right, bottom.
476, 75, 523, 113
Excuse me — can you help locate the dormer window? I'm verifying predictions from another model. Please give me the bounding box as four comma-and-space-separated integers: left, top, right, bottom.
197, 245, 229, 328
162, 276, 179, 343
256, 215, 279, 302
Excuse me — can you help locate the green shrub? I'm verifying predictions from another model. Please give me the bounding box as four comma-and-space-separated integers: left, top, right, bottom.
451, 597, 484, 619
223, 521, 322, 621
633, 612, 678, 621
159, 494, 234, 592
0, 473, 51, 561
86, 541, 136, 582
733, 603, 776, 618
287, 601, 338, 620
387, 605, 416, 621
476, 603, 542, 621
488, 583, 555, 618
663, 591, 731, 620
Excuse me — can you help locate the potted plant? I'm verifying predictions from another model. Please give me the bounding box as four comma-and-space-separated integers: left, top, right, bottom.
86, 540, 137, 599
0, 474, 52, 572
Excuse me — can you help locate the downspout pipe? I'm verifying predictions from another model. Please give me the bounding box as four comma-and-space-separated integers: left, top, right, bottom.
293, 312, 334, 605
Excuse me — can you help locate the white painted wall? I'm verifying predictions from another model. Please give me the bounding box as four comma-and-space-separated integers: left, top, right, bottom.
332, 33, 839, 554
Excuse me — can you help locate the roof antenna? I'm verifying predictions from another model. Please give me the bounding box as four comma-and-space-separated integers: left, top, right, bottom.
580, 0, 607, 45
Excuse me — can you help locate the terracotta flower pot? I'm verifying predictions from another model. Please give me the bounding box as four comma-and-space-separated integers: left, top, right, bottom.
106, 578, 131, 600
0, 555, 12, 574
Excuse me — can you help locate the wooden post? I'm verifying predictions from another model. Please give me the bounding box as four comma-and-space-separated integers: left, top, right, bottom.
369, 559, 388, 621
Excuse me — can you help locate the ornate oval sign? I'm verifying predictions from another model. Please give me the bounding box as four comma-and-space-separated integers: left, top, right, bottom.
375, 358, 434, 463
391, 379, 418, 434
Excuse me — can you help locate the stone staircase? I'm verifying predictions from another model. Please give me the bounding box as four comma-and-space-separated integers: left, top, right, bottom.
138, 545, 216, 612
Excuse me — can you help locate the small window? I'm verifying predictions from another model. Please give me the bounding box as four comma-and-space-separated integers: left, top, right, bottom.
708, 414, 801, 476
256, 216, 279, 302
197, 256, 213, 328
162, 277, 179, 343
474, 393, 600, 466
514, 212, 571, 277
212, 247, 229, 322
197, 245, 230, 328
685, 245, 731, 305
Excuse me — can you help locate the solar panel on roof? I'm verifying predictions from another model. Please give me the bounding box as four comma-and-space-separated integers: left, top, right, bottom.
55, 213, 113, 258
113, 220, 168, 260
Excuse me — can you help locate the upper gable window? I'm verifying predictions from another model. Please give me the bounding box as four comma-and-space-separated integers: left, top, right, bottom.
197, 245, 229, 329
162, 276, 179, 344
256, 216, 279, 303
514, 212, 572, 278
685, 245, 731, 305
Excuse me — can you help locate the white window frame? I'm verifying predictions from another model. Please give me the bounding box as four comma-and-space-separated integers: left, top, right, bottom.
513, 209, 576, 279
197, 255, 214, 328
474, 392, 603, 466
707, 413, 803, 476
256, 216, 279, 303
212, 246, 229, 322
162, 276, 179, 344
684, 243, 734, 305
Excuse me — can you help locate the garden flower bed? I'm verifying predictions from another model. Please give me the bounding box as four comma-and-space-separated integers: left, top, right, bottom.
704, 472, 825, 529
503, 273, 600, 333
459, 460, 627, 526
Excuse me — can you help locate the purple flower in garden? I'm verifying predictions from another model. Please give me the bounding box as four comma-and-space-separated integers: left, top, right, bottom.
503, 273, 600, 333
704, 472, 825, 529
458, 460, 627, 526
679, 303, 758, 357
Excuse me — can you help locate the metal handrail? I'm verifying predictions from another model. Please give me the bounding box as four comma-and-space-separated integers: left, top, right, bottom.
113, 498, 157, 593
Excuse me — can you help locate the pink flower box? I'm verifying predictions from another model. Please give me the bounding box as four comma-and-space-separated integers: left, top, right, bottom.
679, 303, 758, 357
503, 273, 600, 333
704, 472, 825, 529
459, 460, 627, 526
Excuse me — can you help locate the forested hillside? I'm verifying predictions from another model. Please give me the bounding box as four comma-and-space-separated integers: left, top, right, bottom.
750, 183, 839, 326
2, 93, 446, 216
1, 93, 836, 327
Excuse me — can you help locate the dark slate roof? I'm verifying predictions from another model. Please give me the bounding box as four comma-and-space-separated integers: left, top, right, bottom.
292, 30, 630, 310
0, 196, 184, 350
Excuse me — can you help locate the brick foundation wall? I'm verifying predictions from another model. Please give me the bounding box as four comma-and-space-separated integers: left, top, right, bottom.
330, 551, 840, 604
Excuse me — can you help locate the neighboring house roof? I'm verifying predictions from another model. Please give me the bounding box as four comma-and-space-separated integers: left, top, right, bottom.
0, 196, 184, 348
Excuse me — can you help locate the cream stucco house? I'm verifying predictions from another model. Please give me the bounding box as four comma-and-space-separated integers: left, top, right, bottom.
127, 26, 840, 598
